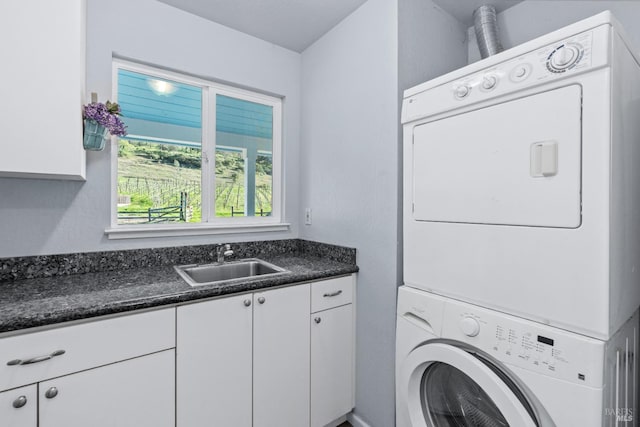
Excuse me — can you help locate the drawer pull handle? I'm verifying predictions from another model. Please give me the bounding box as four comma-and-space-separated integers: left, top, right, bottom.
12, 395, 27, 409
7, 349, 66, 366
314, 317, 322, 324
323, 290, 342, 298
257, 296, 266, 304
243, 299, 252, 307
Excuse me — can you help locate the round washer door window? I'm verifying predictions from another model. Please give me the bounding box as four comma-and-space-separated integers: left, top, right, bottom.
422, 362, 508, 426
399, 343, 537, 427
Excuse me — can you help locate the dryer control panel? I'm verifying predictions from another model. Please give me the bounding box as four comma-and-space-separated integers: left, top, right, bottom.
402, 23, 610, 124
452, 30, 592, 101
440, 297, 606, 388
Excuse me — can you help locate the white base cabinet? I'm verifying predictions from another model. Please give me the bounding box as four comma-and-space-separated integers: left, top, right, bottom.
177, 275, 355, 427
177, 284, 311, 427
310, 276, 356, 427
0, 309, 176, 427
1, 275, 355, 427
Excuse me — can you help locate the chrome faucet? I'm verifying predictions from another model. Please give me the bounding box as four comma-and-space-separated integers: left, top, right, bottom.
216, 244, 234, 263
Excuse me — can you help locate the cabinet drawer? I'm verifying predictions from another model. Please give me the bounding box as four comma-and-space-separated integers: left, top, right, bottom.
0, 308, 175, 392
311, 276, 353, 313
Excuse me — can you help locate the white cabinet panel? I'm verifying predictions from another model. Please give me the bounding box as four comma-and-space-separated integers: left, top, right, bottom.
39, 350, 175, 427
176, 294, 253, 427
0, 385, 37, 427
0, 308, 175, 392
311, 304, 354, 427
311, 276, 353, 312
253, 285, 311, 427
0, 0, 86, 180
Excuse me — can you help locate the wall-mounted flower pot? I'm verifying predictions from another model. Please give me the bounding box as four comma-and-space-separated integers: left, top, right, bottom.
83, 119, 109, 151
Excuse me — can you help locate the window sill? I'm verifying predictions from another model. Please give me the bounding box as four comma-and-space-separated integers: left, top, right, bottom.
105, 222, 290, 240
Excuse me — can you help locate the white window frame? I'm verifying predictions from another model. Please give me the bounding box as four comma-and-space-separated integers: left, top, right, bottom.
105, 59, 287, 239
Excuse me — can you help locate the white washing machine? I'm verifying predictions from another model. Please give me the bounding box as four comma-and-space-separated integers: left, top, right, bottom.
396, 286, 638, 427
401, 11, 640, 340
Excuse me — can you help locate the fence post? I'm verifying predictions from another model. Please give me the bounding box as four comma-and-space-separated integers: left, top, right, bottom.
231, 206, 235, 217
180, 192, 186, 221
148, 207, 152, 223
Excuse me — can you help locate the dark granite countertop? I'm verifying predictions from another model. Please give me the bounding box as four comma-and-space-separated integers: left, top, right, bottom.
0, 240, 358, 334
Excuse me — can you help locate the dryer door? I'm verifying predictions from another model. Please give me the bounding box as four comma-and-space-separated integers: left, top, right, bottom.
400, 343, 538, 427
412, 84, 582, 228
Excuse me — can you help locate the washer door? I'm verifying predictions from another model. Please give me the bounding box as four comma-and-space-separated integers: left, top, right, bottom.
400, 343, 537, 427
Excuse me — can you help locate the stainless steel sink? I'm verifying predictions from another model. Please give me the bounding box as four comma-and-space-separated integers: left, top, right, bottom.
174, 258, 288, 287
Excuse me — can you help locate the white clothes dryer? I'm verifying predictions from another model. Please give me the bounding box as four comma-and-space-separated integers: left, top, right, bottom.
401, 11, 640, 339
396, 286, 638, 427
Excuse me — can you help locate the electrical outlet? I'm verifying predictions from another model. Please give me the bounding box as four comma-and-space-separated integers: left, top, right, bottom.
304, 208, 312, 225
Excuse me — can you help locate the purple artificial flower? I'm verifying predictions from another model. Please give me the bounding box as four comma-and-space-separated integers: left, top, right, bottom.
82, 101, 128, 137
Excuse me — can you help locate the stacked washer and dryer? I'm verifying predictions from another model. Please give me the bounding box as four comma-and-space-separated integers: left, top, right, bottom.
398, 11, 639, 427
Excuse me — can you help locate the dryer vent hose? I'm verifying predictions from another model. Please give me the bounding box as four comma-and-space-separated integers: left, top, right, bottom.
473, 5, 504, 59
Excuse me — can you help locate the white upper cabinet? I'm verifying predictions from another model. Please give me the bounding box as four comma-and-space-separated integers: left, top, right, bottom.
0, 0, 86, 180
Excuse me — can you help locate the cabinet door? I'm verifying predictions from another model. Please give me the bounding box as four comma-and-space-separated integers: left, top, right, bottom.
39, 350, 174, 427
254, 284, 311, 427
311, 304, 354, 427
176, 294, 253, 427
0, 384, 37, 427
0, 0, 86, 180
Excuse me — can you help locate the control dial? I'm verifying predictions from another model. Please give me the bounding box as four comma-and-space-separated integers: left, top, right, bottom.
547, 43, 583, 72
481, 74, 498, 91
460, 316, 480, 337
454, 84, 470, 99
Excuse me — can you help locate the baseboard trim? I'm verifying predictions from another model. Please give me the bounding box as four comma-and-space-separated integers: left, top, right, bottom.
347, 412, 373, 427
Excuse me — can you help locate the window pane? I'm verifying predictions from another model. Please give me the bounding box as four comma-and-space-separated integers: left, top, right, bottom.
215, 94, 273, 217
117, 140, 202, 224
214, 149, 245, 217
117, 69, 202, 225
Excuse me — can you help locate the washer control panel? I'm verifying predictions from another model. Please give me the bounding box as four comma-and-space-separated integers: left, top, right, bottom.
443, 299, 605, 388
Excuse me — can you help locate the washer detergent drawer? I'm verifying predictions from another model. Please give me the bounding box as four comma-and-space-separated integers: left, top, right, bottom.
412, 85, 582, 228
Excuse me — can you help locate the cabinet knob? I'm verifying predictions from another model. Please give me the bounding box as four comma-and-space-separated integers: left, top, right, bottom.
257, 297, 266, 304
243, 299, 251, 307
12, 395, 27, 409
314, 317, 322, 324
44, 387, 58, 399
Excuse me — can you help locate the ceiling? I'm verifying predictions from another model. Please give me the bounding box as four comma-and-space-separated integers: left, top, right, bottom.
157, 0, 522, 53
157, 0, 368, 52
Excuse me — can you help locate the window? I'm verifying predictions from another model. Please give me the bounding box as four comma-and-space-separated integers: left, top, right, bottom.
108, 60, 285, 238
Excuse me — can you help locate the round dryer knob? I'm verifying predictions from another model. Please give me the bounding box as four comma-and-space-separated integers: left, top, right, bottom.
548, 44, 582, 71
460, 316, 480, 337
454, 85, 470, 99
481, 74, 498, 90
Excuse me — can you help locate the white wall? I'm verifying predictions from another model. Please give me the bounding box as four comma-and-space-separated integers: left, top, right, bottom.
301, 0, 398, 425
399, 0, 467, 92
0, 0, 301, 257
468, 1, 640, 63
300, 0, 466, 425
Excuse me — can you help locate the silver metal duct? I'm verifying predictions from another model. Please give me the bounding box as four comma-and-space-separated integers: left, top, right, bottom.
473, 5, 504, 58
